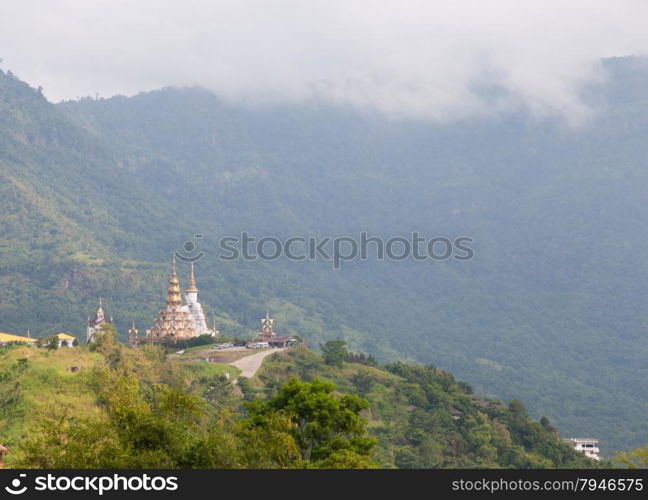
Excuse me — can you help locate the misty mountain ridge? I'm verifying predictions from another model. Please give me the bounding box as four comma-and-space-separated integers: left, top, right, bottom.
0, 56, 647, 455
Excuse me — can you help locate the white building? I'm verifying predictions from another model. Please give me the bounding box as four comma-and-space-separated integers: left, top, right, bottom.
87, 298, 112, 343
565, 438, 600, 461
180, 263, 218, 336
50, 333, 77, 348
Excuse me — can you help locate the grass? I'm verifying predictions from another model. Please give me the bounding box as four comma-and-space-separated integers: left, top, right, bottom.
254, 347, 403, 397
170, 343, 220, 358
171, 345, 264, 363
0, 344, 242, 459
175, 361, 240, 380
0, 345, 103, 457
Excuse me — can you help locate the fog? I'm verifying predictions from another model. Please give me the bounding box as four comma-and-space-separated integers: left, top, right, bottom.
1, 0, 648, 123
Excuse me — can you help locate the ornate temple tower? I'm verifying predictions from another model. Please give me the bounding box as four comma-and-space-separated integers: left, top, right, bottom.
87, 298, 111, 343
128, 321, 140, 347
180, 263, 216, 336
257, 311, 277, 341
144, 259, 198, 343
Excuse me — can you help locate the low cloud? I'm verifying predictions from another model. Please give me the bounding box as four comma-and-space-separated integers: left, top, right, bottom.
1, 0, 648, 123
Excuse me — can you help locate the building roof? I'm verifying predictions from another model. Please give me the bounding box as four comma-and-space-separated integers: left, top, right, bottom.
52, 333, 76, 340
0, 332, 38, 343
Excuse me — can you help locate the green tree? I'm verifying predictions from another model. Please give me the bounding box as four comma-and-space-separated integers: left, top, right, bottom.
16, 368, 299, 469
617, 446, 648, 468
245, 377, 377, 467
350, 371, 375, 397
45, 337, 59, 351
237, 377, 256, 401
320, 340, 348, 367
202, 375, 238, 411
234, 412, 300, 468
90, 323, 119, 351
294, 357, 320, 381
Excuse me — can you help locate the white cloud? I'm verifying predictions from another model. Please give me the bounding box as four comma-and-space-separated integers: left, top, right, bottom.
1, 0, 647, 123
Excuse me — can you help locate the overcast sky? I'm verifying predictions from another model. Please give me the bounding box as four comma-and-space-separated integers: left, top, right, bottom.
1, 1, 647, 123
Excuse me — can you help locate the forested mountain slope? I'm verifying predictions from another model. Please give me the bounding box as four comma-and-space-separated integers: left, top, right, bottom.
0, 341, 598, 469
0, 58, 647, 454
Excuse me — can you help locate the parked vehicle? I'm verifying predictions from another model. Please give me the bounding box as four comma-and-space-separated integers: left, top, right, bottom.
212, 342, 234, 350
247, 342, 269, 349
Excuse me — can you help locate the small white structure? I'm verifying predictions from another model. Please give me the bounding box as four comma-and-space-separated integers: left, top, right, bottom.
565, 438, 600, 460
50, 333, 77, 348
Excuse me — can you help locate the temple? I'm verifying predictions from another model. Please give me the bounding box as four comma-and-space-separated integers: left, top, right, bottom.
87, 298, 112, 343
258, 311, 277, 341
180, 263, 212, 334
131, 259, 217, 345
255, 311, 298, 348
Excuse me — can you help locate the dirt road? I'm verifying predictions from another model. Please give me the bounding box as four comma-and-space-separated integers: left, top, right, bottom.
229, 348, 284, 379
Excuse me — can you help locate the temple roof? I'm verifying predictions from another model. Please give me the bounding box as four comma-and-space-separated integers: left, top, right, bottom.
166, 258, 182, 307
185, 262, 198, 293
88, 298, 111, 326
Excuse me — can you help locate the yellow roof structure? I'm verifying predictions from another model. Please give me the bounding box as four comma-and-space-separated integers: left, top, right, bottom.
0, 332, 38, 344
52, 333, 76, 340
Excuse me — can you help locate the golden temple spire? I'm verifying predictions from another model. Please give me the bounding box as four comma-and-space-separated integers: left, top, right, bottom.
166, 258, 182, 308
186, 262, 198, 294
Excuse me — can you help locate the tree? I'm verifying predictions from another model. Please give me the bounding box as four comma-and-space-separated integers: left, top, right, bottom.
202, 375, 238, 411
45, 337, 59, 350
237, 377, 256, 401
294, 357, 320, 381
508, 399, 527, 416
234, 412, 299, 468
617, 446, 648, 469
317, 449, 378, 469
320, 340, 348, 367
245, 377, 377, 467
90, 324, 119, 352
539, 415, 557, 434
350, 371, 375, 397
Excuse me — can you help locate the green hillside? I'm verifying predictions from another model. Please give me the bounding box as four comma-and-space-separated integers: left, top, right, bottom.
0, 59, 647, 455
253, 347, 602, 468
0, 341, 240, 447
0, 341, 597, 469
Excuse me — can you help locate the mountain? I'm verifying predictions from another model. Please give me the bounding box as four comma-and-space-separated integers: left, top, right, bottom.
0, 58, 647, 455
0, 341, 598, 468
